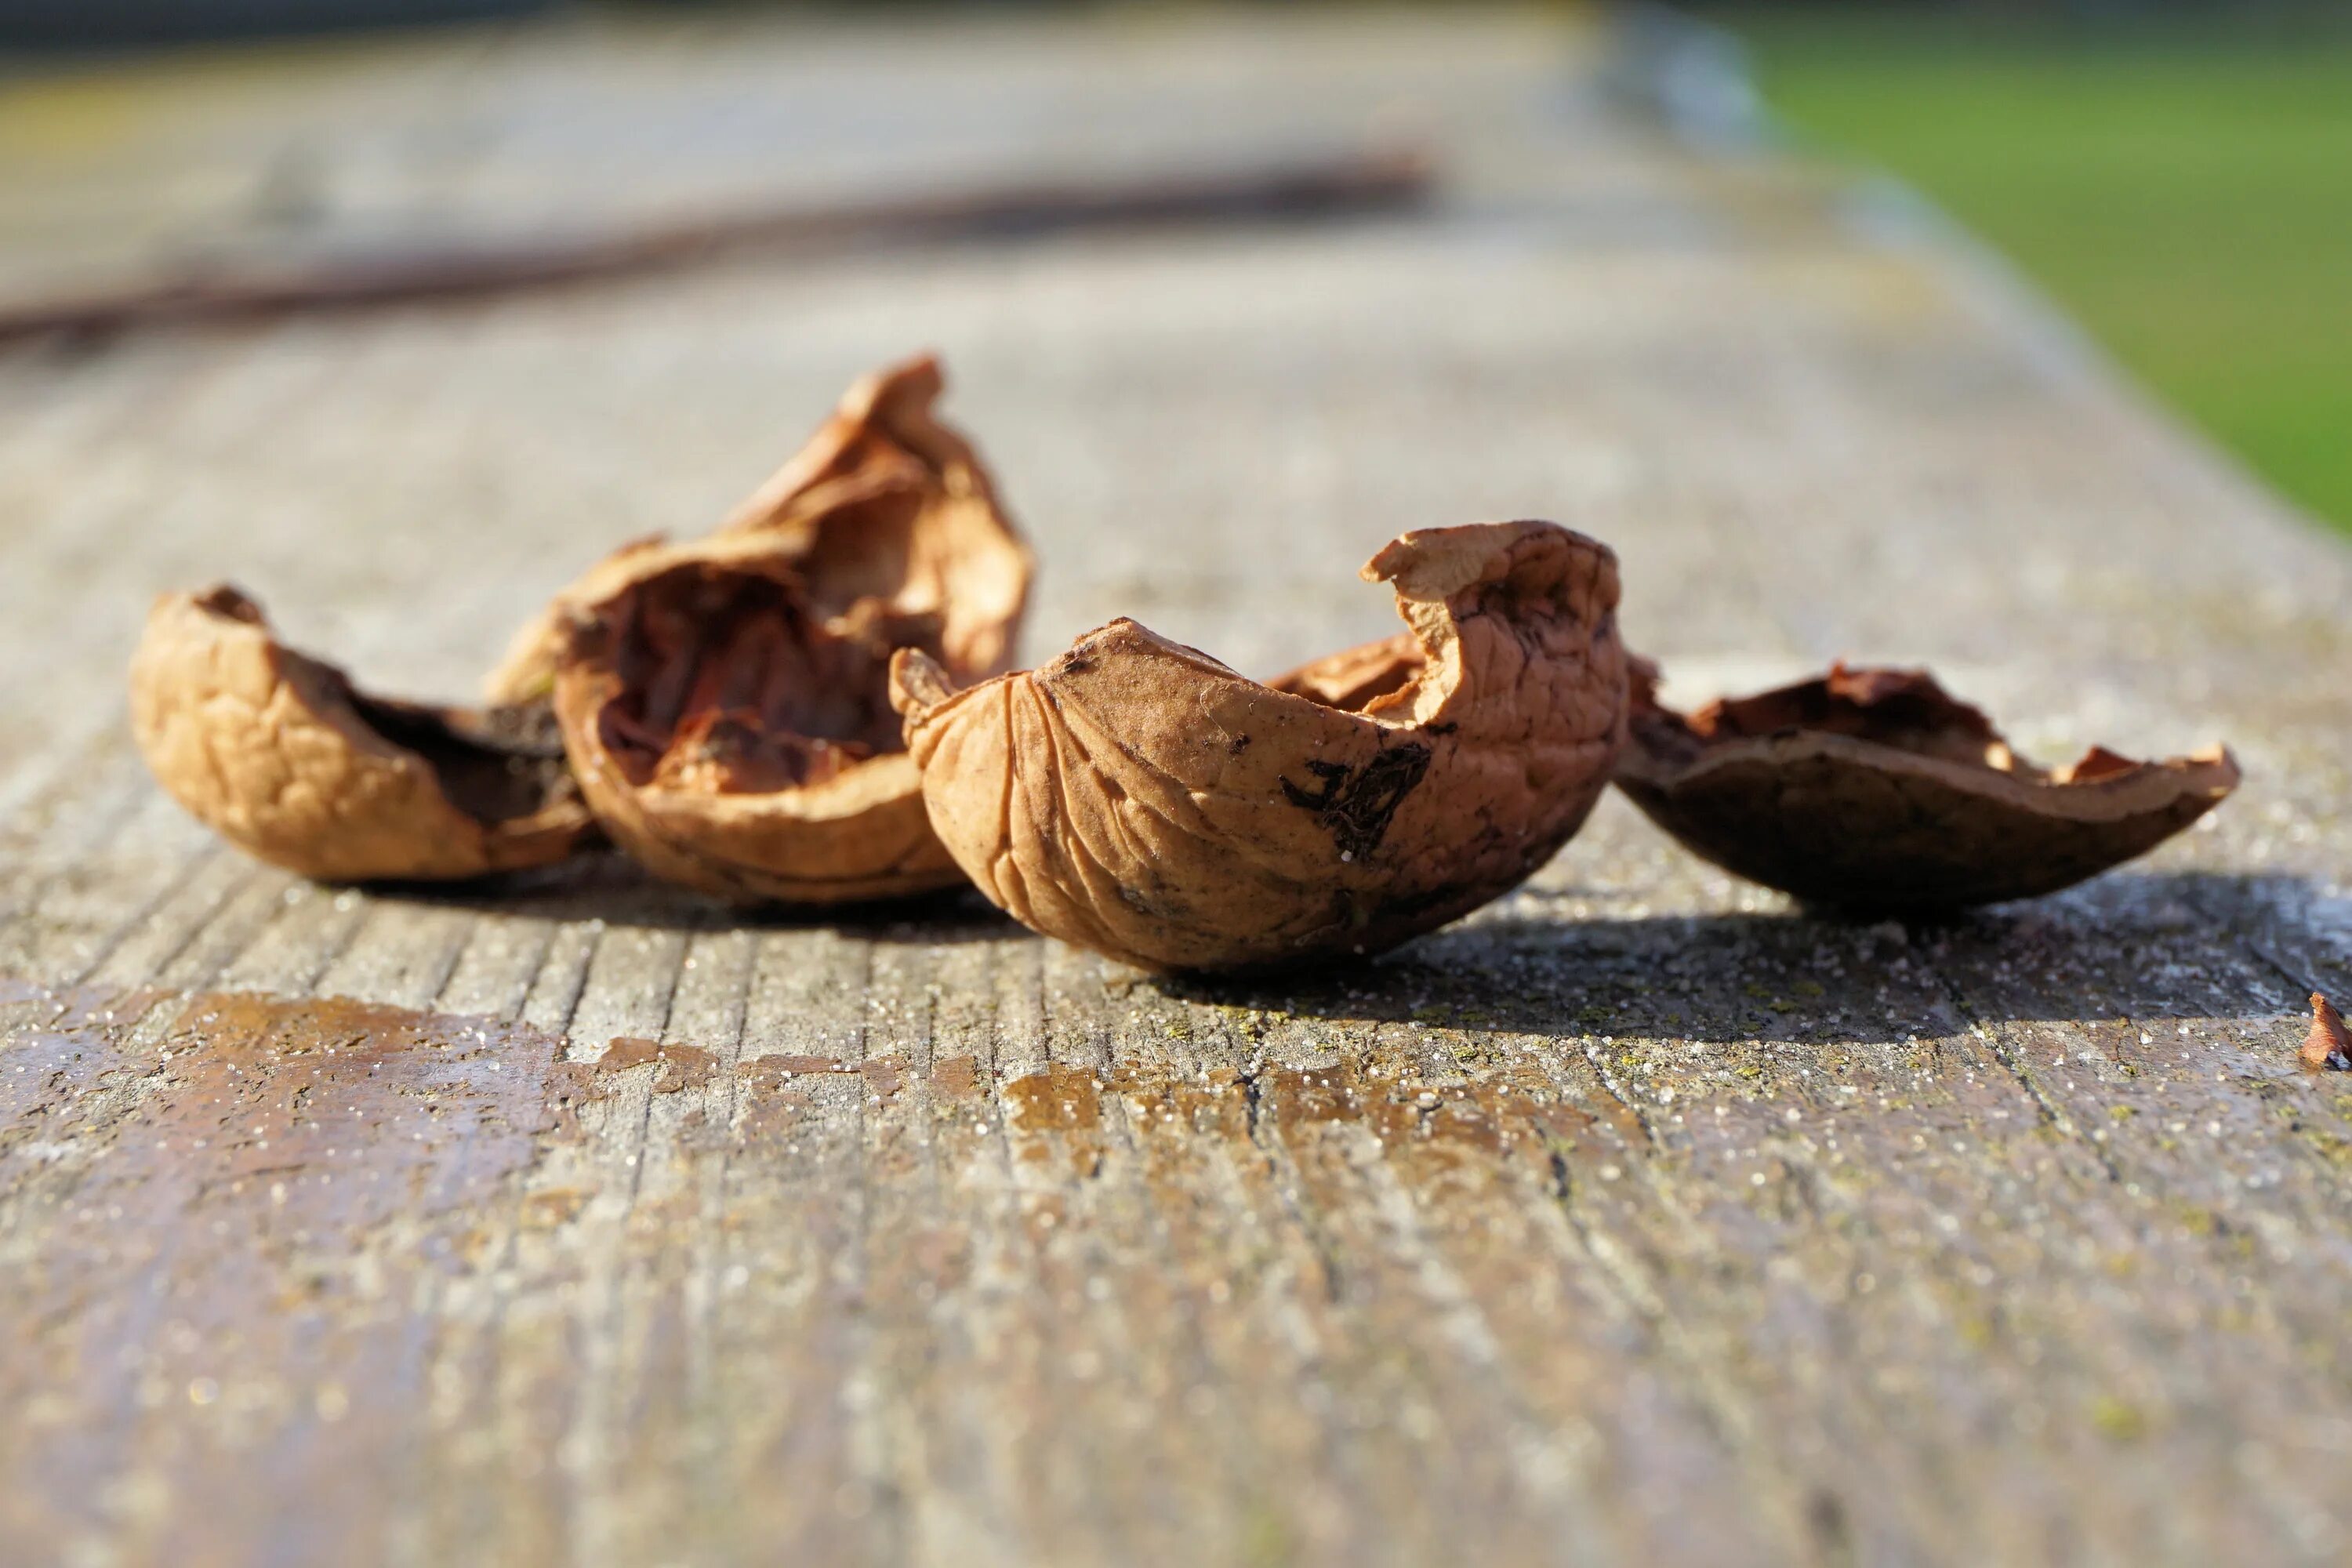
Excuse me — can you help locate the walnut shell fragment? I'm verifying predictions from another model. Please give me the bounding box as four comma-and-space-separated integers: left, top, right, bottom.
487, 352, 1029, 705
543, 358, 1031, 904
891, 521, 1628, 973
2303, 993, 2350, 1072
1614, 661, 2239, 912
129, 586, 592, 881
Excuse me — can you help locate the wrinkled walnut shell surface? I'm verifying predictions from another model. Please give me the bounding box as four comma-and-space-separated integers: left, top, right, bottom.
540, 358, 1030, 905
893, 521, 1628, 973
1615, 662, 2239, 912
129, 586, 592, 882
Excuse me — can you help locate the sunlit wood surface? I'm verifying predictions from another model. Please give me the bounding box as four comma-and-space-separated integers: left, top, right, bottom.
2, 10, 2350, 1565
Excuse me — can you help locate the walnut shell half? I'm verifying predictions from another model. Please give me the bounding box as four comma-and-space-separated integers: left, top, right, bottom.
129, 586, 593, 882
522, 354, 1029, 905
1614, 661, 2240, 912
891, 521, 1628, 974
487, 352, 1029, 705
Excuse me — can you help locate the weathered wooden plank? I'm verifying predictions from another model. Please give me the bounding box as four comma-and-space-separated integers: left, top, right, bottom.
2, 10, 2350, 1567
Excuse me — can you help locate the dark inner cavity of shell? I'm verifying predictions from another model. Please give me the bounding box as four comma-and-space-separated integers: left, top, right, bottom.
354, 694, 579, 826
1647, 666, 2011, 773
594, 562, 937, 794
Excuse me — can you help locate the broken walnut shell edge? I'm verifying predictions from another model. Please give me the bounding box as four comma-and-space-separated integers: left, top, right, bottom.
891, 519, 1628, 974
484, 350, 1031, 706
128, 586, 593, 883
1613, 661, 2240, 912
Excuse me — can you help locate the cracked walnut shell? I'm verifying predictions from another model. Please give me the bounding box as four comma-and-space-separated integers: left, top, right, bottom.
487, 353, 1028, 706
1614, 661, 2239, 912
891, 520, 1628, 973
552, 540, 961, 902
129, 586, 592, 881
543, 358, 1030, 904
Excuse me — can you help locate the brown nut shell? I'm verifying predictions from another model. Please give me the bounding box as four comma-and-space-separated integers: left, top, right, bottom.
2302, 993, 2350, 1073
487, 352, 1029, 705
891, 520, 1628, 974
538, 358, 1029, 905
129, 586, 592, 882
1614, 661, 2240, 912
552, 539, 966, 903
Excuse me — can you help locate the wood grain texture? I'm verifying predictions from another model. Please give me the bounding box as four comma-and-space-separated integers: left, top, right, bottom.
2, 11, 2349, 1566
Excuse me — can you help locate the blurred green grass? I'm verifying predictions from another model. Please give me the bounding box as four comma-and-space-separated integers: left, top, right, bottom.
1719, 12, 2352, 535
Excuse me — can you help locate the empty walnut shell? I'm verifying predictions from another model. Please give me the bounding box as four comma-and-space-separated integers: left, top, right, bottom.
551, 537, 967, 902
129, 586, 592, 882
891, 520, 1628, 973
1614, 661, 2240, 912
486, 352, 1029, 705
539, 359, 1030, 905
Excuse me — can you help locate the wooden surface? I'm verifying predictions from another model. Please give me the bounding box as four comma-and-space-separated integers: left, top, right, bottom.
5, 11, 2352, 1566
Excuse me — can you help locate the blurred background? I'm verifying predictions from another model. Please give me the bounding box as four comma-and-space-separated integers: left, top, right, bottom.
1690, 0, 2352, 535
2, 0, 2346, 544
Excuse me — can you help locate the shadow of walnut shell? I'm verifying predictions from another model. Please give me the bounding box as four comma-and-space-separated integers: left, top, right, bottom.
487, 352, 1029, 706
891, 520, 1628, 974
1614, 661, 2240, 912
129, 586, 592, 882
